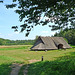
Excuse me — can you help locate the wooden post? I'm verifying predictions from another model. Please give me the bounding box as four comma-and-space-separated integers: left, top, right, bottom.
41, 56, 43, 61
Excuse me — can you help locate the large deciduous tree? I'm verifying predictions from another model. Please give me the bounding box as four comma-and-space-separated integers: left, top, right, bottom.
1, 0, 75, 36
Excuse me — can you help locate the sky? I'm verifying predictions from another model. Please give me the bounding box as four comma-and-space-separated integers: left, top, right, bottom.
0, 0, 58, 40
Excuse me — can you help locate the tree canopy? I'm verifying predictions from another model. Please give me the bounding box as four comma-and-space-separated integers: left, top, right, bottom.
54, 29, 75, 45
1, 0, 75, 36
0, 38, 35, 45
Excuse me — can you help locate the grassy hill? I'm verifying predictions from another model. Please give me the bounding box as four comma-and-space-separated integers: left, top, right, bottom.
28, 52, 75, 75
0, 45, 75, 75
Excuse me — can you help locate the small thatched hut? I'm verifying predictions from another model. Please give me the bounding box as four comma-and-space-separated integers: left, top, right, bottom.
31, 36, 71, 50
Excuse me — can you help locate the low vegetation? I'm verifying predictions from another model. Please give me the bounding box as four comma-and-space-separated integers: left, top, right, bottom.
0, 45, 75, 75
28, 52, 75, 75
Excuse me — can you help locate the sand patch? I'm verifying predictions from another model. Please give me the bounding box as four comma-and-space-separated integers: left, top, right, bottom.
28, 59, 41, 63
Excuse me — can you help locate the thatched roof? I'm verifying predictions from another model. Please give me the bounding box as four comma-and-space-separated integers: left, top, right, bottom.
51, 37, 71, 48
31, 36, 71, 50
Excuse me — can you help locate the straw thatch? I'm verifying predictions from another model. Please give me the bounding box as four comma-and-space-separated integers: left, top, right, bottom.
31, 36, 71, 50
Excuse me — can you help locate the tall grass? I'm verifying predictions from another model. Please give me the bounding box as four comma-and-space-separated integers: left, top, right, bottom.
0, 63, 11, 75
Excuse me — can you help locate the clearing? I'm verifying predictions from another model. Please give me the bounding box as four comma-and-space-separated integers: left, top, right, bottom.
0, 45, 75, 75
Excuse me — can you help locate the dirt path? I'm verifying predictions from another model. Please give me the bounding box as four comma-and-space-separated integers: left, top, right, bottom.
10, 63, 23, 75
10, 60, 40, 75
23, 59, 40, 75
23, 64, 29, 75
28, 59, 40, 63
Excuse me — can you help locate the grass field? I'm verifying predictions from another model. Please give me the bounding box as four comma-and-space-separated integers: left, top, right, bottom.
0, 45, 75, 75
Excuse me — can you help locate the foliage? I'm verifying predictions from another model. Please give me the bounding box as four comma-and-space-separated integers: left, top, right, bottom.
0, 38, 6, 45
70, 45, 75, 48
1, 0, 75, 36
64, 38, 68, 43
54, 29, 75, 45
0, 0, 3, 3
0, 40, 3, 45
0, 38, 35, 45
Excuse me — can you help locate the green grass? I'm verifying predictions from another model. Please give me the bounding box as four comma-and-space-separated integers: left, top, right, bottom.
69, 44, 75, 48
0, 45, 31, 50
28, 52, 75, 75
0, 63, 12, 75
0, 45, 75, 75
0, 45, 31, 75
18, 65, 27, 75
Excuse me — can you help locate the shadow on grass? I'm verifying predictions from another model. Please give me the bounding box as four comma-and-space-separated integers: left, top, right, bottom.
18, 64, 27, 75
28, 52, 75, 75
0, 63, 11, 75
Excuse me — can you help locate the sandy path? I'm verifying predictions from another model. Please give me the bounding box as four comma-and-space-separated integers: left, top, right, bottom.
23, 64, 29, 75
23, 59, 40, 75
10, 63, 23, 75
28, 59, 40, 63
10, 60, 40, 75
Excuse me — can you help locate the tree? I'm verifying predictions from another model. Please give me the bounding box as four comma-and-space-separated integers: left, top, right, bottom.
64, 29, 75, 45
54, 29, 75, 45
0, 40, 2, 45
1, 0, 75, 36
0, 38, 6, 45
0, 0, 3, 3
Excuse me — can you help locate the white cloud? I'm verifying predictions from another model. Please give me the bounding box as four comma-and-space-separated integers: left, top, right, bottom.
7, 32, 19, 37
42, 31, 49, 33
7, 33, 13, 37
41, 30, 57, 36
0, 33, 1, 35
14, 32, 19, 34
50, 31, 57, 36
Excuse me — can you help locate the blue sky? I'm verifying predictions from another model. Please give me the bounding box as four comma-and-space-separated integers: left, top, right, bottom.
0, 0, 58, 40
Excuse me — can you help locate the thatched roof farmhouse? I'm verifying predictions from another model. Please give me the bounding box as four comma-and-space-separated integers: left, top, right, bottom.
31, 36, 71, 50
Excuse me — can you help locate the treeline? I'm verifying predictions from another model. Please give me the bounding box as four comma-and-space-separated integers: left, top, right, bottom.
0, 38, 35, 45
54, 29, 75, 45
0, 29, 75, 45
